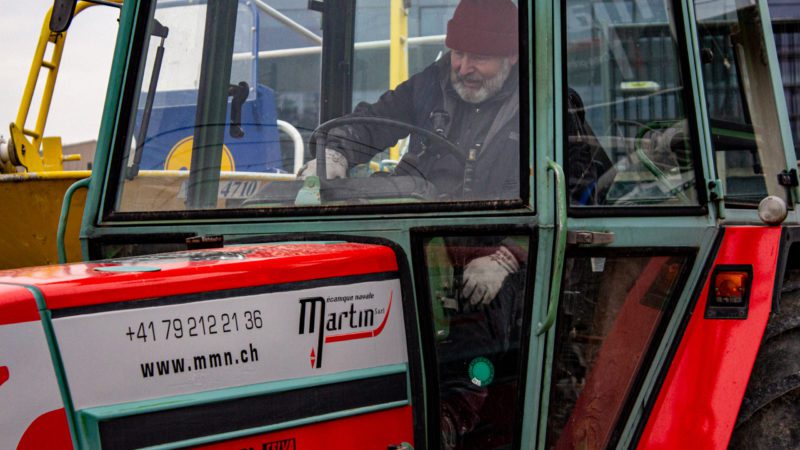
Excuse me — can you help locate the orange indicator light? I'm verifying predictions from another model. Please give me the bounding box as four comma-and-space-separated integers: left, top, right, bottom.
707, 266, 753, 319
713, 271, 749, 304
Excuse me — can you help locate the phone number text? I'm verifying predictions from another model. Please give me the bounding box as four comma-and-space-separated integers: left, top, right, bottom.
124, 310, 263, 343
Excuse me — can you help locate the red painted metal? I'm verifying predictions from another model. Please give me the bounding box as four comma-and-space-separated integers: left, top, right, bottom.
0, 283, 39, 325
638, 226, 781, 450
0, 242, 406, 449
0, 243, 398, 310
193, 406, 414, 449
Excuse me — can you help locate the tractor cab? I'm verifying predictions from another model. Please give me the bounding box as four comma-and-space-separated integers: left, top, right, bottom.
3, 0, 799, 449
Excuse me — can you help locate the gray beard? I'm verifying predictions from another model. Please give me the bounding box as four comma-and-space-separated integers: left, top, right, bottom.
451, 58, 512, 104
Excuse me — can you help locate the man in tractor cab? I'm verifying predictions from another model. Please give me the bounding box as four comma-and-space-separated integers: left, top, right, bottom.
299, 1, 609, 446
299, 0, 610, 204
299, 0, 521, 201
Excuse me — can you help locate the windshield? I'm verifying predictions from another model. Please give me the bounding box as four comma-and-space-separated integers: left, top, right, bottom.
113, 0, 524, 215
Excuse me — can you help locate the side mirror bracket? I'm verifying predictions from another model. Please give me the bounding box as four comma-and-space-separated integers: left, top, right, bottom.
50, 0, 78, 33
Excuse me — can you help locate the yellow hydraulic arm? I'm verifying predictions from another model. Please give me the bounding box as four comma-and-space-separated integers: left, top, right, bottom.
388, 0, 409, 162
3, 0, 121, 174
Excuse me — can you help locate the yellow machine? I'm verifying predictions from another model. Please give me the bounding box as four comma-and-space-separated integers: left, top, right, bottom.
0, 1, 120, 269
0, 0, 411, 270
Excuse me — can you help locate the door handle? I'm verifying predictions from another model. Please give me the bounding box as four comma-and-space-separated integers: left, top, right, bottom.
537, 158, 567, 335
567, 230, 615, 245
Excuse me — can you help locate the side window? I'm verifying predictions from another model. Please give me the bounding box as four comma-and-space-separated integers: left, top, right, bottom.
564, 0, 700, 207
547, 252, 692, 449
419, 233, 533, 449
769, 11, 800, 162
335, 0, 522, 204
695, 1, 791, 207
116, 0, 324, 213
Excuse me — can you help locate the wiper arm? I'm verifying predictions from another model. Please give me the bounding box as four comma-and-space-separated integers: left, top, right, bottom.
127, 19, 169, 179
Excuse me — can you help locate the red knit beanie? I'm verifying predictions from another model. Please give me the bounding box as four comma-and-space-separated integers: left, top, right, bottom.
445, 0, 519, 56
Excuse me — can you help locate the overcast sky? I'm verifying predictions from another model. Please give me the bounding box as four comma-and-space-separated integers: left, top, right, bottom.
0, 0, 119, 145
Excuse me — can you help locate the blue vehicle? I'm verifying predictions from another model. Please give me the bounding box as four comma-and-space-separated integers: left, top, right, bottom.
127, 0, 301, 177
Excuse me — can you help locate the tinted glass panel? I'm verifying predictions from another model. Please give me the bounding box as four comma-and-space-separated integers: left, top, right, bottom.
768, 5, 800, 160
547, 253, 690, 448
565, 0, 699, 207
421, 233, 532, 449
695, 0, 791, 206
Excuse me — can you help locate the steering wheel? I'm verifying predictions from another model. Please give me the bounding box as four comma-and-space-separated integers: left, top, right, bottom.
309, 116, 463, 178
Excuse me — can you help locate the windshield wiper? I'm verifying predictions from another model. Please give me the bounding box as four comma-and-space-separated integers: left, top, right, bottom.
127, 19, 169, 180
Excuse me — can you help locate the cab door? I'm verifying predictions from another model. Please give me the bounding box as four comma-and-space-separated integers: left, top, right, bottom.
541, 0, 796, 448
545, 0, 716, 447
346, 2, 541, 448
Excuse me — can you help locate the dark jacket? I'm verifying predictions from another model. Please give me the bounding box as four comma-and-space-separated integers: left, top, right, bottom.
565, 88, 615, 205
328, 54, 520, 201
327, 56, 612, 204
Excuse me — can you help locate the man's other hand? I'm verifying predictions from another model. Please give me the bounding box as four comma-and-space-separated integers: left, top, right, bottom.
461, 246, 520, 305
297, 148, 348, 179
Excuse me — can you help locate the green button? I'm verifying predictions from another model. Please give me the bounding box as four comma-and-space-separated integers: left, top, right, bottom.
468, 357, 494, 387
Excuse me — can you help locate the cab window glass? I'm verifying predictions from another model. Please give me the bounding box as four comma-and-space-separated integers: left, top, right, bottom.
114, 0, 524, 215
695, 0, 791, 207
564, 0, 699, 207
421, 233, 532, 449
547, 253, 690, 448
117, 0, 293, 212
768, 7, 800, 161
291, 0, 521, 205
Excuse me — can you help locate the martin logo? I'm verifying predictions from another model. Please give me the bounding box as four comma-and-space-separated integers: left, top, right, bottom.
298, 290, 394, 368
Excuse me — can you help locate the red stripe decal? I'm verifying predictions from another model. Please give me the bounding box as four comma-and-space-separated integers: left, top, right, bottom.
325, 330, 373, 343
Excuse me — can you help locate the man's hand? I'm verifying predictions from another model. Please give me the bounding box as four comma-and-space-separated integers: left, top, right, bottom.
461, 246, 520, 306
297, 148, 348, 179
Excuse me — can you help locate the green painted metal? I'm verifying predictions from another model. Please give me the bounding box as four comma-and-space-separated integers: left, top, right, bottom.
78, 364, 409, 449
708, 178, 726, 220
139, 401, 411, 450
679, 0, 721, 221
527, 0, 555, 444
0, 283, 83, 450
83, 363, 407, 419
57, 177, 90, 264
79, 0, 140, 258
536, 159, 566, 336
